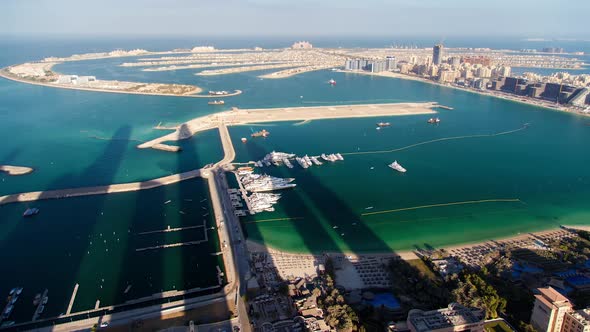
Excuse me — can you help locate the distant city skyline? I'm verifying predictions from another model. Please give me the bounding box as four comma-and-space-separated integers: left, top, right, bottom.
2, 0, 590, 38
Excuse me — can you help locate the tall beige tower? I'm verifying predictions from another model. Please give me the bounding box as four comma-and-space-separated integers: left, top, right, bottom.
530, 287, 573, 332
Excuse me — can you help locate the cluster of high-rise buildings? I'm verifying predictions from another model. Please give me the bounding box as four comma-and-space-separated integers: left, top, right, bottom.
342, 43, 590, 108
344, 56, 397, 73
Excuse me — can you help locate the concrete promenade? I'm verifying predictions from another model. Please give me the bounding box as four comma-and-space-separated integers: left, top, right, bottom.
138, 102, 438, 151
0, 169, 201, 205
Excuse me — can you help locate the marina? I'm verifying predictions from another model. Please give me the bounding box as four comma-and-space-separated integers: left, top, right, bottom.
1, 38, 590, 328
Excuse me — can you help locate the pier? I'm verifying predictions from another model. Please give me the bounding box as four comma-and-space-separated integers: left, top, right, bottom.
138, 224, 205, 235
0, 169, 201, 205
66, 283, 79, 315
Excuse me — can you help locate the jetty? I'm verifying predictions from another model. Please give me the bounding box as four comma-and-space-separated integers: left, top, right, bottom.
0, 169, 201, 205
138, 102, 438, 151
66, 284, 79, 315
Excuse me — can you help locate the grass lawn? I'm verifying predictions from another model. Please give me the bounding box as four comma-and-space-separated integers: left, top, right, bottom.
407, 259, 438, 282
485, 320, 515, 332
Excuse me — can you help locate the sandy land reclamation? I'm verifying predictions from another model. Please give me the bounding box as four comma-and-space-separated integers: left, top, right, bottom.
138, 102, 438, 151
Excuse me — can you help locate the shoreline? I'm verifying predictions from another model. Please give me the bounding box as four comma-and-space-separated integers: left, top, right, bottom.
245, 225, 577, 261
0, 66, 242, 99
341, 70, 590, 119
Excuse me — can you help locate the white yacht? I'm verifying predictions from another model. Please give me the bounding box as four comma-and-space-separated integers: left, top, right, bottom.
388, 161, 407, 173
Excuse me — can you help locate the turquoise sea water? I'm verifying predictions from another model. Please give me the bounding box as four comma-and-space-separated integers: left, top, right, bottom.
1, 37, 590, 324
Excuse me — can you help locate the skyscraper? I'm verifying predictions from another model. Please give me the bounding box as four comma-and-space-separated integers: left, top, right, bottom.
433, 44, 443, 65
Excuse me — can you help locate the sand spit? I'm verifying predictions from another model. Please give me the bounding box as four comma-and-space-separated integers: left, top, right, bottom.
0, 165, 34, 176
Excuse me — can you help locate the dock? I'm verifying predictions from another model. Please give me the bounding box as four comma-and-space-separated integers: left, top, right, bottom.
138, 224, 205, 235
66, 283, 79, 315
135, 240, 208, 252
32, 289, 49, 321
435, 104, 454, 110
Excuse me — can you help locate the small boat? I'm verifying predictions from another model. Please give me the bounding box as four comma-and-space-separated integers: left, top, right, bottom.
16, 288, 23, 295
33, 294, 41, 306
241, 137, 247, 143
164, 200, 172, 204
328, 79, 336, 85
389, 161, 407, 173
251, 129, 269, 138
365, 206, 374, 210
208, 100, 225, 105
377, 122, 391, 127
427, 117, 441, 124
23, 208, 39, 217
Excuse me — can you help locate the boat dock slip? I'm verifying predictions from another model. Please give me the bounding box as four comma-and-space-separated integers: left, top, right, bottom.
135, 239, 208, 252
94, 300, 100, 309
138, 102, 438, 151
66, 283, 79, 315
138, 224, 205, 235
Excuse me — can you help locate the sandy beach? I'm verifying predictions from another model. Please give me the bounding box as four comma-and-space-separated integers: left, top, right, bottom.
0, 165, 34, 176
246, 227, 576, 263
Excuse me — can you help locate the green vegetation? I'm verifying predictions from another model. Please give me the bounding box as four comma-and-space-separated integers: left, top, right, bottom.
452, 274, 506, 319
407, 259, 438, 281
388, 258, 451, 310
318, 258, 363, 332
484, 320, 515, 332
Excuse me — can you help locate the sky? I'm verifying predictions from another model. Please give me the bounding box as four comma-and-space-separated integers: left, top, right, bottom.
1, 0, 589, 38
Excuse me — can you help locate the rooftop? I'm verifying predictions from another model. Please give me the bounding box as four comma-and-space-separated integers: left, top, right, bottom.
535, 287, 572, 309
408, 303, 484, 332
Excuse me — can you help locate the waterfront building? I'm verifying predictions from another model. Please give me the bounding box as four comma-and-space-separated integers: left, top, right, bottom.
399, 62, 414, 74
433, 44, 443, 65
386, 56, 397, 71
530, 287, 573, 332
476, 67, 492, 78
345, 59, 355, 71
410, 56, 418, 65
370, 60, 387, 73
407, 303, 485, 332
438, 70, 459, 83
563, 309, 590, 332
291, 41, 313, 49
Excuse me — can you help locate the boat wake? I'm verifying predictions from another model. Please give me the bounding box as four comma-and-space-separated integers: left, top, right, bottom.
342, 123, 530, 156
